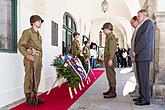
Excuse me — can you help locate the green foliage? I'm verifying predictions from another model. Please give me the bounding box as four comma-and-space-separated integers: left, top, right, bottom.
79, 56, 88, 73
52, 57, 81, 88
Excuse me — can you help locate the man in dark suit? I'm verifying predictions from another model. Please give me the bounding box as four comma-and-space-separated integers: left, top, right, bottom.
132, 9, 154, 106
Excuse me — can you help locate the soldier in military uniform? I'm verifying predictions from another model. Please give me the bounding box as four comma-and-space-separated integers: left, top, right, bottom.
102, 22, 117, 98
72, 32, 80, 57
82, 41, 90, 59
18, 15, 44, 106
82, 41, 90, 72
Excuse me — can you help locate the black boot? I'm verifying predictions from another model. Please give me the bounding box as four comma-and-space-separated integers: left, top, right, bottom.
25, 93, 33, 106
37, 98, 45, 104
104, 86, 117, 98
34, 93, 45, 104
103, 87, 111, 95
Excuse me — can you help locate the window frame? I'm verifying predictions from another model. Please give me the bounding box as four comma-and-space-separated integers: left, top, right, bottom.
0, 0, 17, 53
82, 35, 89, 45
63, 12, 77, 55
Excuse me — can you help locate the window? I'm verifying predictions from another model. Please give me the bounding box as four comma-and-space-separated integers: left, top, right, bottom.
62, 12, 77, 55
82, 35, 89, 45
98, 47, 104, 60
0, 0, 17, 53
99, 31, 102, 47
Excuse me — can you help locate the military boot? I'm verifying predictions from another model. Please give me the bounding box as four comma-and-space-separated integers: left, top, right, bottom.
25, 93, 33, 106
37, 98, 45, 104
34, 92, 45, 104
104, 86, 117, 98
103, 87, 111, 95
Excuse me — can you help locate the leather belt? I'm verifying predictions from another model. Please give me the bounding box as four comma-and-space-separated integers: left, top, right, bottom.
26, 48, 41, 56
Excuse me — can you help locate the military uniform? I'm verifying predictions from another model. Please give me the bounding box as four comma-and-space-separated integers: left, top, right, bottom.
18, 27, 42, 94
102, 22, 117, 98
104, 32, 117, 86
82, 46, 90, 59
82, 45, 90, 72
18, 15, 44, 106
72, 39, 80, 57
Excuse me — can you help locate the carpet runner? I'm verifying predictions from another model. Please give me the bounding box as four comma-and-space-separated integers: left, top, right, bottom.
11, 70, 104, 110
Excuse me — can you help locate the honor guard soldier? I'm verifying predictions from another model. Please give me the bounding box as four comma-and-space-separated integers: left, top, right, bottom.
18, 15, 44, 106
102, 22, 117, 98
82, 41, 90, 72
72, 32, 81, 57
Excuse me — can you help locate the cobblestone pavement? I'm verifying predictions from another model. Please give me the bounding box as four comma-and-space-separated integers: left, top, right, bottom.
69, 68, 165, 110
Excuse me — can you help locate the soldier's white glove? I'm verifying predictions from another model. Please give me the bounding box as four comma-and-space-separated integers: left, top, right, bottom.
26, 55, 34, 61
108, 59, 113, 67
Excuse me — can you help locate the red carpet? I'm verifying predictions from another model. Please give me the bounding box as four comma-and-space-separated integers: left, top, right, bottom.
11, 70, 104, 110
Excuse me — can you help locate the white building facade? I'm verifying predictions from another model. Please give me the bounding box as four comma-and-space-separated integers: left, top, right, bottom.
1, 0, 165, 107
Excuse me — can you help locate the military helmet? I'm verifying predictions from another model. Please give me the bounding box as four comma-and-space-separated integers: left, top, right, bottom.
102, 22, 113, 30
30, 15, 44, 24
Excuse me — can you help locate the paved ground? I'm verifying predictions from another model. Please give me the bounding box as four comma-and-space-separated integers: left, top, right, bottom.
69, 68, 165, 110
1, 68, 165, 110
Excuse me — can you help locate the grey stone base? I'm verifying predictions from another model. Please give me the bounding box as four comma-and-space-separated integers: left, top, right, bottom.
153, 84, 165, 99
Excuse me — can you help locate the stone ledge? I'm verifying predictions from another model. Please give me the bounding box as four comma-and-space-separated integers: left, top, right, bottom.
153, 84, 165, 99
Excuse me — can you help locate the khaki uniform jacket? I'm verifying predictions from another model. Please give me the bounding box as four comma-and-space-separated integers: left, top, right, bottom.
82, 46, 90, 58
104, 32, 116, 60
18, 28, 42, 57
72, 39, 80, 56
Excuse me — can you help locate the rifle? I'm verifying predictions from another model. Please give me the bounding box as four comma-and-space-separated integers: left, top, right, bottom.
29, 60, 38, 106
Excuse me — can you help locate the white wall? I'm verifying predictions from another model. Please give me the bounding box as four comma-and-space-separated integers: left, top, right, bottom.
90, 19, 125, 48
0, 0, 37, 107
0, 0, 92, 107
42, 0, 93, 91
156, 0, 165, 12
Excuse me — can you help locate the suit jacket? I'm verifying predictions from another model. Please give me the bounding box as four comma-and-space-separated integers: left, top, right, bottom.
134, 19, 154, 61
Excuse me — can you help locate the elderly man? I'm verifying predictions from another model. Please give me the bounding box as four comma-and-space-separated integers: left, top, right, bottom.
129, 16, 139, 97
132, 9, 154, 106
